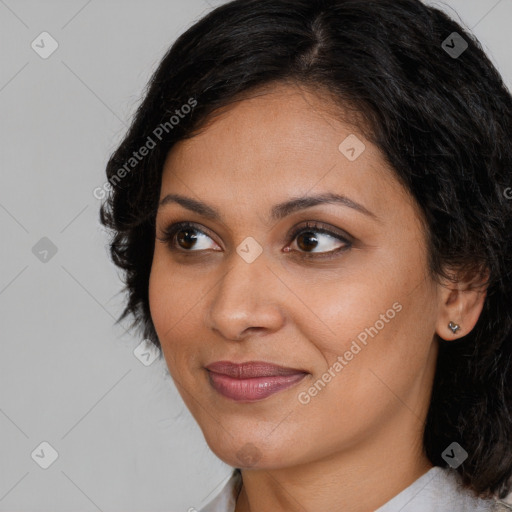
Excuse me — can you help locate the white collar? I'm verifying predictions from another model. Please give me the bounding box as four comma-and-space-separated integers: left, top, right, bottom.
198, 466, 509, 512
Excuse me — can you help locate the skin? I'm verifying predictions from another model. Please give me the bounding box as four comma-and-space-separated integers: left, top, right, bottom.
148, 83, 487, 512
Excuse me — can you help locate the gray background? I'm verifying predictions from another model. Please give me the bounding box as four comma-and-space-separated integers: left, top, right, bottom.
1, 1, 511, 511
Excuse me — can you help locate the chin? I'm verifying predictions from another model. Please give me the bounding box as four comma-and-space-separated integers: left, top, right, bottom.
205, 432, 303, 470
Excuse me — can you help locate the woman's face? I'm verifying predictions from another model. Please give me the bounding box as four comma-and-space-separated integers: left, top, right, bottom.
149, 84, 441, 471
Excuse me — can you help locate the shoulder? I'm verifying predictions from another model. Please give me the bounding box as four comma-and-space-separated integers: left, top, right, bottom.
493, 500, 512, 512
198, 469, 242, 512
376, 466, 509, 512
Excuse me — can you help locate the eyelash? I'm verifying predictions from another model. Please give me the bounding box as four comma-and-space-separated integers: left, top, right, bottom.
157, 221, 353, 260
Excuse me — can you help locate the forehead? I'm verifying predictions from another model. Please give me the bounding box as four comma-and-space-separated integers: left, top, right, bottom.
159, 83, 415, 227
167, 86, 381, 175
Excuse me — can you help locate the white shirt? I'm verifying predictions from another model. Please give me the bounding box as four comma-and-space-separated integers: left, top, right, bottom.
198, 466, 512, 512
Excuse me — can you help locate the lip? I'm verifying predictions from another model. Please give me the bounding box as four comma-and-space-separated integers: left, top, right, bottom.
205, 361, 308, 402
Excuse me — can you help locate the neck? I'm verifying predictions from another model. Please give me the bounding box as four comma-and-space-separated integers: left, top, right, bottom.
234, 416, 433, 512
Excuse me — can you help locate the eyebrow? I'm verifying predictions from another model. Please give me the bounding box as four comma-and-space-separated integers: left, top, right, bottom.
158, 192, 378, 223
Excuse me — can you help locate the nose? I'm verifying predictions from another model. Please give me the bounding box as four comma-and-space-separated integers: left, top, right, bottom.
206, 249, 287, 341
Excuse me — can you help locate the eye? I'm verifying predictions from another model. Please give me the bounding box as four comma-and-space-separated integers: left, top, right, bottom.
286, 221, 352, 258
157, 222, 220, 252
157, 220, 353, 258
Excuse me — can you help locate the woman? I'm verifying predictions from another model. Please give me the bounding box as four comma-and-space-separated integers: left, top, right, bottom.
99, 0, 512, 510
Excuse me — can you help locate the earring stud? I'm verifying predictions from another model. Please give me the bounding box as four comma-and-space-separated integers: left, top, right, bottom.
448, 321, 461, 334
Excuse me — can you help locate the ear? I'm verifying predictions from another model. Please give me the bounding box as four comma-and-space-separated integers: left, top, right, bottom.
435, 266, 489, 341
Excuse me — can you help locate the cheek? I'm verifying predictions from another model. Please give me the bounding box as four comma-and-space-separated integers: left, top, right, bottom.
291, 284, 436, 447
148, 251, 190, 358
149, 246, 191, 327
302, 286, 405, 373
148, 252, 171, 336
148, 249, 212, 375
294, 239, 436, 378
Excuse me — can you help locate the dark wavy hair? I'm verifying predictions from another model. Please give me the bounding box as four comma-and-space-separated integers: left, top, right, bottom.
99, 0, 512, 500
